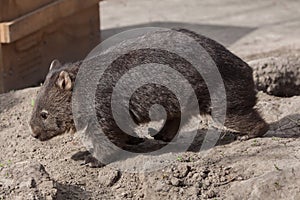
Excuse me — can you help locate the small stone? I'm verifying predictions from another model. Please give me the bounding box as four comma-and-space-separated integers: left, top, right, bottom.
200, 172, 207, 179
195, 181, 203, 188
225, 170, 230, 175
204, 179, 211, 188
19, 178, 36, 189
45, 196, 54, 200
220, 176, 227, 182
138, 193, 145, 198
170, 178, 181, 187
120, 192, 128, 198
190, 186, 200, 196
154, 181, 165, 192
191, 173, 200, 180
126, 192, 133, 198
173, 165, 190, 178
179, 188, 184, 195
98, 170, 121, 187
207, 189, 217, 198
200, 169, 210, 179
237, 176, 244, 181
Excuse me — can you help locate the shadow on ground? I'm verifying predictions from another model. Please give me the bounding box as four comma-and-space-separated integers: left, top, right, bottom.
71, 113, 299, 166
266, 114, 300, 138
54, 182, 92, 200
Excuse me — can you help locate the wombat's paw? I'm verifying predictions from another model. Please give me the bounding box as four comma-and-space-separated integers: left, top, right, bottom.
149, 128, 174, 142
237, 135, 250, 141
83, 154, 105, 168
153, 133, 174, 142
126, 136, 145, 145
148, 128, 158, 137
71, 151, 104, 168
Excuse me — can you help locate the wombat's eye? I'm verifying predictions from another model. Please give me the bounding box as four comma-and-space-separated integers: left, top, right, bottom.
40, 110, 49, 120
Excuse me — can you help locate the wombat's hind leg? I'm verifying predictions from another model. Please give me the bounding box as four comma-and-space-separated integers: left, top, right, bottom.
153, 117, 181, 142
225, 109, 269, 139
125, 135, 145, 145
107, 129, 144, 147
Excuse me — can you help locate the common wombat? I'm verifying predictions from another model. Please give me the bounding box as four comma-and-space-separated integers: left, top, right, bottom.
30, 28, 269, 150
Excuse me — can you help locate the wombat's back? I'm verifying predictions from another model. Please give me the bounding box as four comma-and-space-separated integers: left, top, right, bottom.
175, 29, 257, 110
91, 28, 266, 146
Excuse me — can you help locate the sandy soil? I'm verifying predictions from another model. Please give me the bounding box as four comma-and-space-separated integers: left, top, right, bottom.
0, 48, 299, 199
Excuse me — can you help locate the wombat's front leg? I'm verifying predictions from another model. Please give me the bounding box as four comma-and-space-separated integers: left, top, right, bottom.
71, 151, 105, 168
225, 109, 269, 139
84, 154, 105, 168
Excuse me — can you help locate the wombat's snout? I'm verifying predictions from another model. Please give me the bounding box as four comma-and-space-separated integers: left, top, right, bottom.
29, 123, 42, 139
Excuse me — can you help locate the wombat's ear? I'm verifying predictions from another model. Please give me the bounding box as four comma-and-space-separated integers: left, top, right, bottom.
49, 59, 62, 71
57, 71, 72, 91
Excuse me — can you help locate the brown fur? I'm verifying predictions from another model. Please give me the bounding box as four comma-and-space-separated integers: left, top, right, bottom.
30, 28, 269, 147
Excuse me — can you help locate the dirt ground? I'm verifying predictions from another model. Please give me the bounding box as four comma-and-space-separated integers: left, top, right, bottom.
0, 47, 300, 199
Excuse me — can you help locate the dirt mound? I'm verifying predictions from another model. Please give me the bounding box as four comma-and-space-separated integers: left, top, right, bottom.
0, 50, 300, 199
249, 49, 300, 97
0, 161, 56, 199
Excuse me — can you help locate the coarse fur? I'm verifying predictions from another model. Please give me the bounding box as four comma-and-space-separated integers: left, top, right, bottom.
30, 61, 80, 141
30, 28, 269, 147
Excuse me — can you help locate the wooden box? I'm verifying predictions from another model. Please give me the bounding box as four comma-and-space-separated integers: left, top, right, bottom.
0, 0, 100, 93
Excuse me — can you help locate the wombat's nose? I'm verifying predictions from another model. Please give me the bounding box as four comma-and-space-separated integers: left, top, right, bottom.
31, 132, 40, 139
30, 126, 41, 139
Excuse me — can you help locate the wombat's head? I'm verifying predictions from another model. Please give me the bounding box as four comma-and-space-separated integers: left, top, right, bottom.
30, 60, 79, 141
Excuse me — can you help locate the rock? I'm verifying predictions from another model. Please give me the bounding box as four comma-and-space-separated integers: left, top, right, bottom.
195, 181, 203, 189
154, 181, 165, 192
170, 178, 181, 187
200, 171, 208, 179
249, 55, 300, 97
204, 179, 211, 187
206, 189, 217, 198
98, 169, 121, 187
19, 178, 36, 189
173, 165, 191, 178
220, 176, 227, 182
0, 161, 56, 200
225, 165, 300, 200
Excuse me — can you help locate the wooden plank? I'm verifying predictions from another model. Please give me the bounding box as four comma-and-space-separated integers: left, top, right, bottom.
0, 0, 100, 43
0, 0, 56, 22
0, 44, 4, 93
0, 5, 100, 93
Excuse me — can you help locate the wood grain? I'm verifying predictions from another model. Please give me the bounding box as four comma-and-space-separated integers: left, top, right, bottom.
0, 0, 56, 22
0, 4, 100, 93
0, 0, 100, 43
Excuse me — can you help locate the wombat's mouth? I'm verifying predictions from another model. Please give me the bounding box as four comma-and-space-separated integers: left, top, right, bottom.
36, 127, 75, 141
30, 121, 75, 141
38, 136, 52, 141
32, 130, 65, 141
